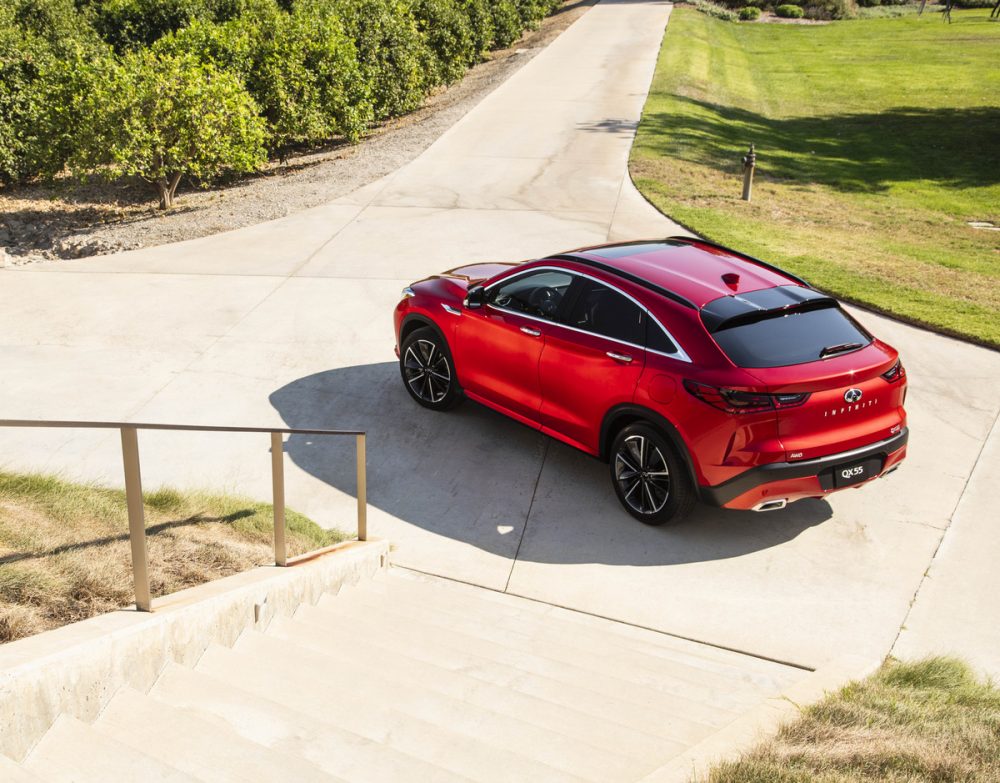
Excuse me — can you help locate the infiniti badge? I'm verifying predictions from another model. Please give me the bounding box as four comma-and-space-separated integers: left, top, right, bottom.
844, 388, 863, 404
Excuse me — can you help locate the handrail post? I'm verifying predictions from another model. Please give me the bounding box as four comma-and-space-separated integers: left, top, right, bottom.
271, 432, 287, 566
120, 427, 152, 612
356, 434, 367, 541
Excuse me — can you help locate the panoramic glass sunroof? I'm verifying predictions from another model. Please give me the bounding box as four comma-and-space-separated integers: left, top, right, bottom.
585, 242, 681, 260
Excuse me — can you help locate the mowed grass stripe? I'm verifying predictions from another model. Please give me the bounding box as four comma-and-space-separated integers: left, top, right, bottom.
632, 9, 1000, 347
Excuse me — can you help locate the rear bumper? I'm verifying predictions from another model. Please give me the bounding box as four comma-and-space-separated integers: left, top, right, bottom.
700, 428, 909, 510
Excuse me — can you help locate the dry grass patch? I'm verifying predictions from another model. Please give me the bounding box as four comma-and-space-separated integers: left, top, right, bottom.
0, 472, 345, 643
702, 657, 1000, 783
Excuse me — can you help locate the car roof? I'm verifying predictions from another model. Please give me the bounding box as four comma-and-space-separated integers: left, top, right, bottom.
551, 237, 808, 309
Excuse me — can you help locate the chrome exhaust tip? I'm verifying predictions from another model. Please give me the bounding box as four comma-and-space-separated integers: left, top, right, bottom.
752, 499, 788, 512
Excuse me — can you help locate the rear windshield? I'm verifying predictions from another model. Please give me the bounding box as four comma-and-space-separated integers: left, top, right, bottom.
711, 306, 872, 368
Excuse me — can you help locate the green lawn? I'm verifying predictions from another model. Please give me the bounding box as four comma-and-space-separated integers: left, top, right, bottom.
702, 657, 1000, 782
631, 8, 1000, 347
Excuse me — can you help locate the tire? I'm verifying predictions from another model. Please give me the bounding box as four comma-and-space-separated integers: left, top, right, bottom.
399, 326, 462, 410
609, 422, 696, 525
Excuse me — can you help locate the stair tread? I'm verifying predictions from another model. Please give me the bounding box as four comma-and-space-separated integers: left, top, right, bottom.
292, 602, 718, 745
313, 593, 750, 724
23, 714, 196, 782
0, 754, 44, 782
372, 571, 797, 680
234, 629, 637, 783
96, 686, 340, 782
196, 643, 591, 783
267, 614, 670, 774
151, 662, 469, 783
338, 583, 790, 706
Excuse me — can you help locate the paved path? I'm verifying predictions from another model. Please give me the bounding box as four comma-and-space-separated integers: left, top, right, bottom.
1, 0, 997, 673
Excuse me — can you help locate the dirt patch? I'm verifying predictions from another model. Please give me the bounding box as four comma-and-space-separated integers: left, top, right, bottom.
0, 0, 595, 267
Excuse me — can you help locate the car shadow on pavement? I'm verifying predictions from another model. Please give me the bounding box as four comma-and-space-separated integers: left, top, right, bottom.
269, 363, 831, 567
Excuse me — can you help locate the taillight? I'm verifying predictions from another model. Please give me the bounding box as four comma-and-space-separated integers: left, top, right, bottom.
881, 360, 905, 383
683, 381, 809, 414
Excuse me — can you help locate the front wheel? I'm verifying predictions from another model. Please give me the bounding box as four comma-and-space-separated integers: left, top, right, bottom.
610, 423, 695, 525
399, 327, 462, 410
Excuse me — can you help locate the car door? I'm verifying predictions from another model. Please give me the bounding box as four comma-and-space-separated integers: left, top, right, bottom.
455, 268, 574, 427
538, 275, 647, 454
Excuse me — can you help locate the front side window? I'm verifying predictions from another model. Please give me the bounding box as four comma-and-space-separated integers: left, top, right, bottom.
488, 270, 573, 320
562, 278, 644, 345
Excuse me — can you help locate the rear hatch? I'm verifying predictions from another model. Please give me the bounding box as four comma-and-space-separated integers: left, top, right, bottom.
703, 287, 906, 461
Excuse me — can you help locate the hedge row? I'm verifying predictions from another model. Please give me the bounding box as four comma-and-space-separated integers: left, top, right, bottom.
714, 0, 857, 18
0, 0, 561, 202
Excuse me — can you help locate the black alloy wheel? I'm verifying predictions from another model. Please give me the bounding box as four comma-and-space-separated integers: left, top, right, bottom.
610, 423, 695, 525
399, 327, 462, 410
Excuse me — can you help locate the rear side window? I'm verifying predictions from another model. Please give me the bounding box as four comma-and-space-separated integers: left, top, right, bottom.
562, 279, 644, 345
711, 306, 871, 368
646, 319, 678, 355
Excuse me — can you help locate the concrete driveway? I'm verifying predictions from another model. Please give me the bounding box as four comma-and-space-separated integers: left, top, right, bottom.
1, 0, 997, 672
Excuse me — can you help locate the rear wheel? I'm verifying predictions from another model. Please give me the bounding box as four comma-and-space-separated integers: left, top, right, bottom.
400, 327, 462, 410
610, 423, 695, 525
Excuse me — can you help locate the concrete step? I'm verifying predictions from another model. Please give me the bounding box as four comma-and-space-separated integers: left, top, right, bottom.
195, 642, 590, 783
292, 601, 717, 746
334, 584, 780, 710
95, 686, 340, 782
234, 628, 630, 783
365, 571, 799, 683
311, 593, 743, 727
0, 754, 44, 782
150, 662, 468, 783
266, 613, 671, 774
22, 714, 195, 782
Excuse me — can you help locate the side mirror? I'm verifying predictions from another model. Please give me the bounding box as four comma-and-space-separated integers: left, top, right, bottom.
464, 284, 485, 309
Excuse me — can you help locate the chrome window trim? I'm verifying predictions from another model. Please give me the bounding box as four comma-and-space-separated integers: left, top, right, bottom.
483, 265, 692, 363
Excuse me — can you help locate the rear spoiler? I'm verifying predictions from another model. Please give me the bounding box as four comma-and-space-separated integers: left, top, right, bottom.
701, 286, 837, 332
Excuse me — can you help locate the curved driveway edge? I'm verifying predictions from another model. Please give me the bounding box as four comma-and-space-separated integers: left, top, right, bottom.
1, 0, 998, 674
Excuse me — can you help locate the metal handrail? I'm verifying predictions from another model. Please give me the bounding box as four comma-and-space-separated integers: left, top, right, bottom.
0, 419, 367, 612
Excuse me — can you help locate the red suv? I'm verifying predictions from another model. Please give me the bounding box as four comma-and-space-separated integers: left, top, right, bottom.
393, 237, 908, 524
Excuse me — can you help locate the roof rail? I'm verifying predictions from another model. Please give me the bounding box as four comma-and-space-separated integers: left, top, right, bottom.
665, 236, 811, 288
547, 253, 698, 311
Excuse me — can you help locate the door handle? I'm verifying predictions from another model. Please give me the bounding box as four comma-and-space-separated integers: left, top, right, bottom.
520, 326, 542, 337
606, 351, 633, 363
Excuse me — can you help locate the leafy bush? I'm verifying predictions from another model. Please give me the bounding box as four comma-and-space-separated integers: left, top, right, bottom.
0, 0, 104, 182
775, 3, 805, 15
63, 50, 266, 207
332, 0, 429, 120
516, 0, 559, 29
0, 0, 561, 200
814, 0, 856, 18
462, 0, 496, 56
490, 0, 523, 47
692, 0, 740, 21
413, 0, 476, 86
738, 6, 761, 19
88, 0, 260, 51
157, 7, 371, 150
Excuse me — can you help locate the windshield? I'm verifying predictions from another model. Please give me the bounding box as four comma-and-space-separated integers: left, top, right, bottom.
711, 305, 872, 368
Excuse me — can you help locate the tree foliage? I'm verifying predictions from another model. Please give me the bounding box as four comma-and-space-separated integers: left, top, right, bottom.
53, 50, 267, 208
0, 0, 563, 205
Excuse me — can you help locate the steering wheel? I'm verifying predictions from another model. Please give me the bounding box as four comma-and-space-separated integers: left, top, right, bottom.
528, 286, 560, 317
